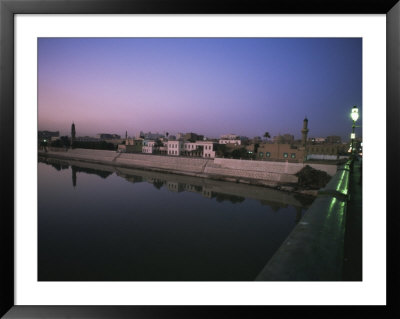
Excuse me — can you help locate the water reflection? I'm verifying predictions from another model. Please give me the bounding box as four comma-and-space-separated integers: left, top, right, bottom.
39, 156, 312, 212
38, 157, 313, 281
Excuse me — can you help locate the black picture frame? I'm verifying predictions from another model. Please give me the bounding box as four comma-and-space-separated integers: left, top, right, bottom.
1, 0, 398, 318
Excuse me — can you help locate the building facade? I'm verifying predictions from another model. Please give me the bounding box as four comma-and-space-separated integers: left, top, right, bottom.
96, 133, 121, 140
218, 139, 241, 145
272, 134, 295, 144
118, 138, 143, 153
220, 133, 239, 140
325, 135, 342, 144
257, 143, 306, 162
256, 118, 309, 162
167, 140, 183, 156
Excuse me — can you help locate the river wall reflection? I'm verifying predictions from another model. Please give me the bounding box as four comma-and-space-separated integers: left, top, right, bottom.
38, 156, 313, 281
39, 156, 313, 219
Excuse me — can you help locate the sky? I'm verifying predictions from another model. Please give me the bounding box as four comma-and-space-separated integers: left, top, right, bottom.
38, 38, 362, 141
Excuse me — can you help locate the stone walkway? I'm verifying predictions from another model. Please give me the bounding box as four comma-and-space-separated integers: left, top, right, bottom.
342, 158, 362, 280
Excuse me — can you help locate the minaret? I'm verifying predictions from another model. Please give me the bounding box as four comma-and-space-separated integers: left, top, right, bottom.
301, 117, 309, 147
71, 122, 76, 147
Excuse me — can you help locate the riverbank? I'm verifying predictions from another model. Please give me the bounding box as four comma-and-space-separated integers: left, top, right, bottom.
38, 148, 337, 195
39, 156, 314, 209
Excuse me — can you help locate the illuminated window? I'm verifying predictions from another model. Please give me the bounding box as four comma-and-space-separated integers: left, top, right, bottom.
283, 153, 288, 158
266, 152, 271, 157
259, 152, 263, 157
291, 153, 296, 158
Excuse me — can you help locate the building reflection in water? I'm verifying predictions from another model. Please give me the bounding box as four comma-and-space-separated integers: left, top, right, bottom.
39, 156, 311, 222
72, 167, 77, 188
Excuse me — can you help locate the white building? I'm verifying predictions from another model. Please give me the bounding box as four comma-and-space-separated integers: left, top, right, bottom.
142, 145, 153, 153
167, 140, 183, 156
182, 141, 215, 158
315, 137, 327, 143
199, 141, 216, 158
140, 137, 216, 158
219, 139, 241, 146
220, 133, 239, 140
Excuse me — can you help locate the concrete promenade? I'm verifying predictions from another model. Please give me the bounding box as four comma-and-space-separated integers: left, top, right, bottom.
255, 159, 361, 281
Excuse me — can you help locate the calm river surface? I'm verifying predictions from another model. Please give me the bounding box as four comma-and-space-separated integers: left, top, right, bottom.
38, 157, 312, 281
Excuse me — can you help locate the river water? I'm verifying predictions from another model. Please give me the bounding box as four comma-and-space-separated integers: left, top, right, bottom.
38, 157, 313, 281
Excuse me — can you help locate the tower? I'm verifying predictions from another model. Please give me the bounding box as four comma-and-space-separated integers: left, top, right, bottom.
301, 117, 309, 147
71, 122, 76, 146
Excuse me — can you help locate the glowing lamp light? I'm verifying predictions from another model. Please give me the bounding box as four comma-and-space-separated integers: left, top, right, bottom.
351, 106, 359, 122
351, 133, 356, 139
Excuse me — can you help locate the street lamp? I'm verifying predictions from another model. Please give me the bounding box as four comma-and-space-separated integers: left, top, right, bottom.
350, 105, 359, 156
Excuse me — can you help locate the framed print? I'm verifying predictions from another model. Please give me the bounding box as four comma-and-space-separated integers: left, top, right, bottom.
1, 0, 399, 318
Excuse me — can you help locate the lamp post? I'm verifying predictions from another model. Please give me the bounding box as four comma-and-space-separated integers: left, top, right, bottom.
350, 105, 359, 156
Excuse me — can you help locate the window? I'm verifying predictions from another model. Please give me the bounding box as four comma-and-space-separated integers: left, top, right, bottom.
283, 153, 288, 158
259, 152, 263, 157
291, 153, 296, 158
266, 152, 271, 157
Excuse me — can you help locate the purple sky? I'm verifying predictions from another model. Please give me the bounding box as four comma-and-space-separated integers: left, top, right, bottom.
38, 38, 362, 140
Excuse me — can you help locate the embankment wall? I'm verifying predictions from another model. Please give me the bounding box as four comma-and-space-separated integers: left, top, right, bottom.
39, 149, 338, 186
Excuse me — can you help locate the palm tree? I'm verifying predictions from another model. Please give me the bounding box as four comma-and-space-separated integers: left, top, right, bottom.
263, 132, 271, 141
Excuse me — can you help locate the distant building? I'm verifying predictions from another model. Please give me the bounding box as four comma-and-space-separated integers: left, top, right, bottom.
118, 138, 143, 153
219, 134, 249, 145
273, 134, 295, 144
182, 141, 216, 158
257, 143, 305, 162
142, 140, 156, 154
308, 137, 326, 144
220, 133, 239, 140
167, 140, 183, 156
75, 136, 99, 142
326, 135, 342, 144
38, 130, 59, 142
96, 133, 121, 140
306, 143, 349, 160
104, 138, 124, 145
218, 139, 241, 146
139, 131, 164, 140
251, 136, 262, 144
256, 118, 307, 162
257, 118, 347, 162
183, 132, 204, 142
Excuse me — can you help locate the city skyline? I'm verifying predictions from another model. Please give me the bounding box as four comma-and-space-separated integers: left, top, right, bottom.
38, 38, 362, 140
